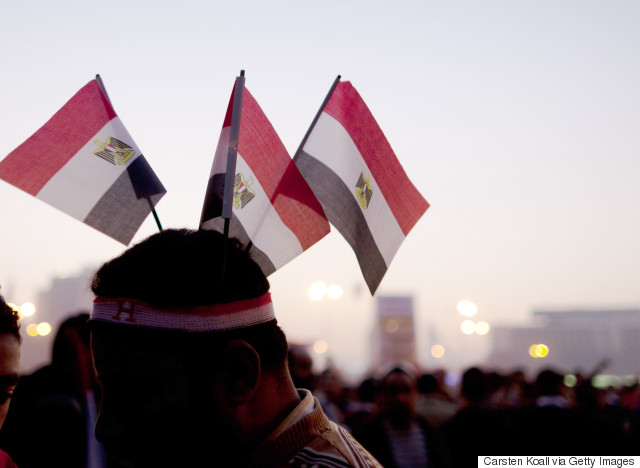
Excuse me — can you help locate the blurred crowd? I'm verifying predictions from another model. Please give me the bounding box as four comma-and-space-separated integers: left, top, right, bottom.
0, 313, 639, 467
288, 346, 640, 466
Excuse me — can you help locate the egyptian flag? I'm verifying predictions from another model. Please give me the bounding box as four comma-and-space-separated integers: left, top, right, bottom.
0, 79, 166, 245
199, 79, 329, 276
295, 80, 429, 295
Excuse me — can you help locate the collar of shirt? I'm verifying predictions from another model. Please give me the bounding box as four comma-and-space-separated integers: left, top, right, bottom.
259, 388, 315, 446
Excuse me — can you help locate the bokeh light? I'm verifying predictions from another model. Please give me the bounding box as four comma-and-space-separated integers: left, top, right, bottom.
19, 302, 36, 318
308, 281, 327, 301
313, 339, 328, 354
460, 320, 476, 335
529, 343, 549, 358
536, 344, 549, 357
430, 344, 445, 358
564, 374, 577, 387
327, 284, 343, 300
457, 300, 478, 317
36, 322, 52, 336
475, 321, 490, 335
384, 319, 399, 334
26, 324, 38, 337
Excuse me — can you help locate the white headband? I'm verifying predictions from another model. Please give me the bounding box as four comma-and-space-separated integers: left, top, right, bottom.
90, 293, 275, 332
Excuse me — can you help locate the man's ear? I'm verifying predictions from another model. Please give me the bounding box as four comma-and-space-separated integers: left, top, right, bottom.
220, 340, 261, 406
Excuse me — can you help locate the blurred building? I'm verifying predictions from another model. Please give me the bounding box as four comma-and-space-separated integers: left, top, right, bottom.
370, 296, 417, 371
486, 309, 640, 377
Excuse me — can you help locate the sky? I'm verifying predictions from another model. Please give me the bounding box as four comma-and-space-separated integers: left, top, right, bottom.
1, 0, 639, 376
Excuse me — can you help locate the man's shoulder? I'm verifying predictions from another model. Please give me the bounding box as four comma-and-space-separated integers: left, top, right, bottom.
288, 420, 383, 468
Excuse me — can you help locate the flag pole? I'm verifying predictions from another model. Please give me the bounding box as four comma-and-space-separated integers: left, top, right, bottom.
95, 74, 163, 232
293, 75, 341, 162
220, 70, 245, 289
222, 70, 246, 238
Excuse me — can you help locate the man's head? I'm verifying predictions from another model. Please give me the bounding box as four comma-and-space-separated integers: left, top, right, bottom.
0, 293, 20, 430
379, 365, 419, 428
89, 229, 292, 466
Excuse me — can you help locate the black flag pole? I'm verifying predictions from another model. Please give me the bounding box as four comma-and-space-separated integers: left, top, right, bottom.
95, 74, 163, 232
293, 75, 341, 162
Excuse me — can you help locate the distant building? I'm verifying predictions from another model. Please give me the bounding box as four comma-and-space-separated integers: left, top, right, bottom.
486, 309, 640, 376
20, 267, 95, 373
370, 296, 417, 371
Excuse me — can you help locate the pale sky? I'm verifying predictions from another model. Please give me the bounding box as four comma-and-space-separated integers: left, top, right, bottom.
1, 0, 639, 376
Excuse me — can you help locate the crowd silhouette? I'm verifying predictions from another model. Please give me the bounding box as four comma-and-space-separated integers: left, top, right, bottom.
0, 315, 638, 467
290, 346, 640, 467
0, 305, 636, 468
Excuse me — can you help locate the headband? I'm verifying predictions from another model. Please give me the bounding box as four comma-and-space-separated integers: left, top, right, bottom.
90, 292, 274, 332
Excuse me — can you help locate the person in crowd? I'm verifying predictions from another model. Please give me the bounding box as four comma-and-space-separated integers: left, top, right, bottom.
415, 373, 458, 429
343, 377, 378, 437
89, 228, 382, 468
0, 292, 20, 468
1, 313, 117, 468
316, 367, 348, 426
287, 344, 315, 392
355, 365, 444, 468
509, 367, 610, 454
440, 367, 510, 467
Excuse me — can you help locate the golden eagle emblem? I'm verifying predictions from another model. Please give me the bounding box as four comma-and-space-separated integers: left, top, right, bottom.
233, 173, 256, 209
355, 172, 373, 209
93, 137, 135, 165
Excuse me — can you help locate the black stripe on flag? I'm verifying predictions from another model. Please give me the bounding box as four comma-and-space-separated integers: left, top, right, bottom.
201, 216, 277, 277
84, 156, 166, 245
296, 150, 388, 294
200, 173, 225, 225
199, 177, 277, 277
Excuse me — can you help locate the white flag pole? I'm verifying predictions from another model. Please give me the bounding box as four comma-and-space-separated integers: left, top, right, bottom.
293, 75, 341, 162
95, 74, 163, 232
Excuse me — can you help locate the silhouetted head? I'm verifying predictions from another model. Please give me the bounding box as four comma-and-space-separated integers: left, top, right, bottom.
461, 367, 488, 405
89, 229, 290, 466
287, 345, 315, 390
380, 365, 419, 428
535, 369, 564, 397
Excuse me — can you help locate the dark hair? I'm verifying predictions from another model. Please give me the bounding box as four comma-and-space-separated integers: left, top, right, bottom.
91, 228, 269, 307
0, 293, 21, 343
535, 369, 564, 397
461, 366, 488, 404
90, 229, 287, 370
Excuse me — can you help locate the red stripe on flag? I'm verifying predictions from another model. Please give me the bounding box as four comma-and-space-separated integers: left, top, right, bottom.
238, 88, 329, 249
323, 82, 429, 236
222, 84, 234, 128
0, 80, 116, 195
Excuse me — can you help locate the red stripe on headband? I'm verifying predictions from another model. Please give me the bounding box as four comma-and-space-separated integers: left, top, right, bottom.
90, 293, 274, 331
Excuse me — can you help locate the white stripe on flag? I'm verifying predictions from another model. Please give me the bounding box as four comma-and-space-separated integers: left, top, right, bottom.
231, 154, 304, 269
205, 127, 306, 270
303, 112, 405, 267
36, 117, 141, 220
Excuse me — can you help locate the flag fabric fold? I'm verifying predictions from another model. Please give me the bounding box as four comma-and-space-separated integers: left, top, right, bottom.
294, 80, 429, 295
200, 82, 330, 276
0, 79, 166, 245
